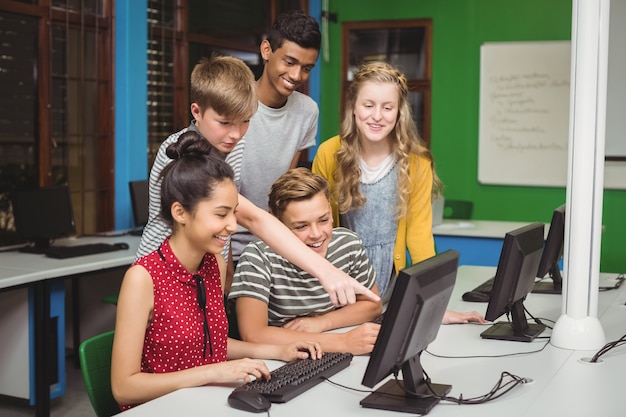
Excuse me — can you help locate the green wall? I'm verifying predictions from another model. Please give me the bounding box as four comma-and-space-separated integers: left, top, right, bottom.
318, 0, 626, 273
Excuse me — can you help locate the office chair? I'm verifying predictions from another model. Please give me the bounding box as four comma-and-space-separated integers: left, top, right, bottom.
443, 199, 474, 220
79, 330, 120, 417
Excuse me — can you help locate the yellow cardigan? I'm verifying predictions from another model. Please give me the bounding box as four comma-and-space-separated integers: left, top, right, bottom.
312, 135, 435, 274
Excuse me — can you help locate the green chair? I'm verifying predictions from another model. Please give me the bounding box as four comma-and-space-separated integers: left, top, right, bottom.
79, 330, 120, 417
101, 294, 118, 305
443, 199, 474, 220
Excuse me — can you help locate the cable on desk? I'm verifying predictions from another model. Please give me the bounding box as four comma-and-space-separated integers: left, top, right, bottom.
322, 367, 530, 407
425, 337, 550, 359
590, 333, 626, 363
599, 273, 625, 291
422, 369, 530, 405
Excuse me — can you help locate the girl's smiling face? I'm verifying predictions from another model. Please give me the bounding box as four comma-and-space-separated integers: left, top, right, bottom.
353, 81, 399, 145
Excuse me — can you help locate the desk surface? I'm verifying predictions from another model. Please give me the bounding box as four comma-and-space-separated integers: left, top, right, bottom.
116, 265, 626, 417
0, 234, 139, 289
433, 219, 547, 239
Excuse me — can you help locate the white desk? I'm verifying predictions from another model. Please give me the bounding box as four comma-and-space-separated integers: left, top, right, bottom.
0, 235, 139, 417
116, 265, 626, 417
433, 219, 545, 267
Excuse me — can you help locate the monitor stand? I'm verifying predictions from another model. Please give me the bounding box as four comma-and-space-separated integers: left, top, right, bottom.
18, 239, 51, 254
480, 321, 545, 342
532, 279, 562, 294
361, 380, 451, 415
532, 266, 562, 294
480, 301, 545, 342
361, 356, 451, 414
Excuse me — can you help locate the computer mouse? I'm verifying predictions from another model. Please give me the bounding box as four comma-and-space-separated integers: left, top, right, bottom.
114, 242, 129, 250
227, 389, 271, 413
462, 290, 490, 303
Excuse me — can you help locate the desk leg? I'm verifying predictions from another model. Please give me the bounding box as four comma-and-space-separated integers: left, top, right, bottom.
72, 277, 80, 369
33, 280, 51, 417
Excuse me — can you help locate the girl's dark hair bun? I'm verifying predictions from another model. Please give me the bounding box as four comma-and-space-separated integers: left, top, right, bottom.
165, 131, 216, 160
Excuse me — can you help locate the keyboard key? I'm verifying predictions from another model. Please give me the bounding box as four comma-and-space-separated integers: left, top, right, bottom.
232, 352, 352, 403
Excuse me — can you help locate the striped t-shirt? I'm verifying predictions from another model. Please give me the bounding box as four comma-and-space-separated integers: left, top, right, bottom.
228, 227, 376, 327
136, 124, 243, 259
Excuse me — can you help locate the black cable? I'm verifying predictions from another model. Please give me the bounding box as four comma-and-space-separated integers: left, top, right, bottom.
425, 337, 550, 359
599, 273, 624, 291
523, 306, 554, 330
590, 333, 626, 362
322, 366, 529, 407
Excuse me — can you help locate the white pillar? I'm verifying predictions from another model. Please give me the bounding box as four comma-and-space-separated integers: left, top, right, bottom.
550, 0, 609, 350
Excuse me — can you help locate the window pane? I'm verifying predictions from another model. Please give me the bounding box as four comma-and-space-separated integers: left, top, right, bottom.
408, 91, 424, 137
52, 0, 103, 16
348, 27, 427, 80
51, 25, 102, 234
188, 0, 267, 42
0, 12, 38, 246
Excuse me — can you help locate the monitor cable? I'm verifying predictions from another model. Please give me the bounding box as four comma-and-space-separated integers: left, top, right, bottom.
422, 369, 530, 405
589, 333, 626, 363
599, 273, 625, 291
425, 337, 550, 359
322, 367, 531, 406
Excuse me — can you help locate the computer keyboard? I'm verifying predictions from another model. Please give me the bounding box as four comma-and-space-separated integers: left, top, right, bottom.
44, 243, 125, 259
231, 351, 353, 403
472, 275, 495, 294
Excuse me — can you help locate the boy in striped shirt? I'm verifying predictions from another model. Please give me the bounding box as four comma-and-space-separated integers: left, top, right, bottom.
229, 168, 383, 355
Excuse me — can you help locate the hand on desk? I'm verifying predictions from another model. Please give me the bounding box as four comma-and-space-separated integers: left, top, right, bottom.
442, 309, 487, 324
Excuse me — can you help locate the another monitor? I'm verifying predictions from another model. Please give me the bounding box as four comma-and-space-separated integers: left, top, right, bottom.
361, 250, 459, 415
12, 185, 76, 253
481, 222, 545, 342
129, 180, 149, 227
533, 204, 565, 294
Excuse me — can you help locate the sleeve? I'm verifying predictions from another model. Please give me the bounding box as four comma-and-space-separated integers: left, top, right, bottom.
405, 156, 436, 264
136, 134, 176, 258
312, 137, 341, 227
227, 242, 273, 304
348, 237, 377, 290
225, 138, 245, 191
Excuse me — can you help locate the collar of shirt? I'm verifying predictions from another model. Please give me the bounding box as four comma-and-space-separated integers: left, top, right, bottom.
157, 238, 214, 286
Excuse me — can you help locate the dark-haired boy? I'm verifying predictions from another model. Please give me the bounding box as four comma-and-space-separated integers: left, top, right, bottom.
227, 10, 321, 274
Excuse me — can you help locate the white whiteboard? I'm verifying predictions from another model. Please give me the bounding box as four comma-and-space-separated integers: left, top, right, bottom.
606, 0, 626, 159
478, 41, 571, 187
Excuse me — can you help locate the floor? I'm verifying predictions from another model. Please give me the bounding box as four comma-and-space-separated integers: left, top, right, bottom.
0, 358, 96, 417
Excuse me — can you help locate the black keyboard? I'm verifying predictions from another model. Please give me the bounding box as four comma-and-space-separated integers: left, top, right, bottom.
232, 352, 353, 403
472, 276, 495, 294
44, 243, 123, 259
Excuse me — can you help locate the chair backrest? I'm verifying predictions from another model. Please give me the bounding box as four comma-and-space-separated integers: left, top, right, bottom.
129, 180, 149, 227
79, 330, 120, 417
443, 199, 474, 220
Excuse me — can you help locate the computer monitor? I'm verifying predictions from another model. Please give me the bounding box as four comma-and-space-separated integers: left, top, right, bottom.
361, 250, 459, 415
481, 222, 545, 342
533, 204, 565, 294
12, 185, 76, 253
129, 180, 149, 227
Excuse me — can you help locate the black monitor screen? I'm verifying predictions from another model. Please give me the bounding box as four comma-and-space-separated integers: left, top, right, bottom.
12, 185, 75, 253
129, 180, 149, 227
481, 222, 545, 342
361, 250, 459, 415
533, 204, 565, 294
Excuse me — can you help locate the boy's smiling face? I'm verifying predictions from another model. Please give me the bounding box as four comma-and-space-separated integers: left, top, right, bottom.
280, 192, 333, 258
259, 39, 319, 105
